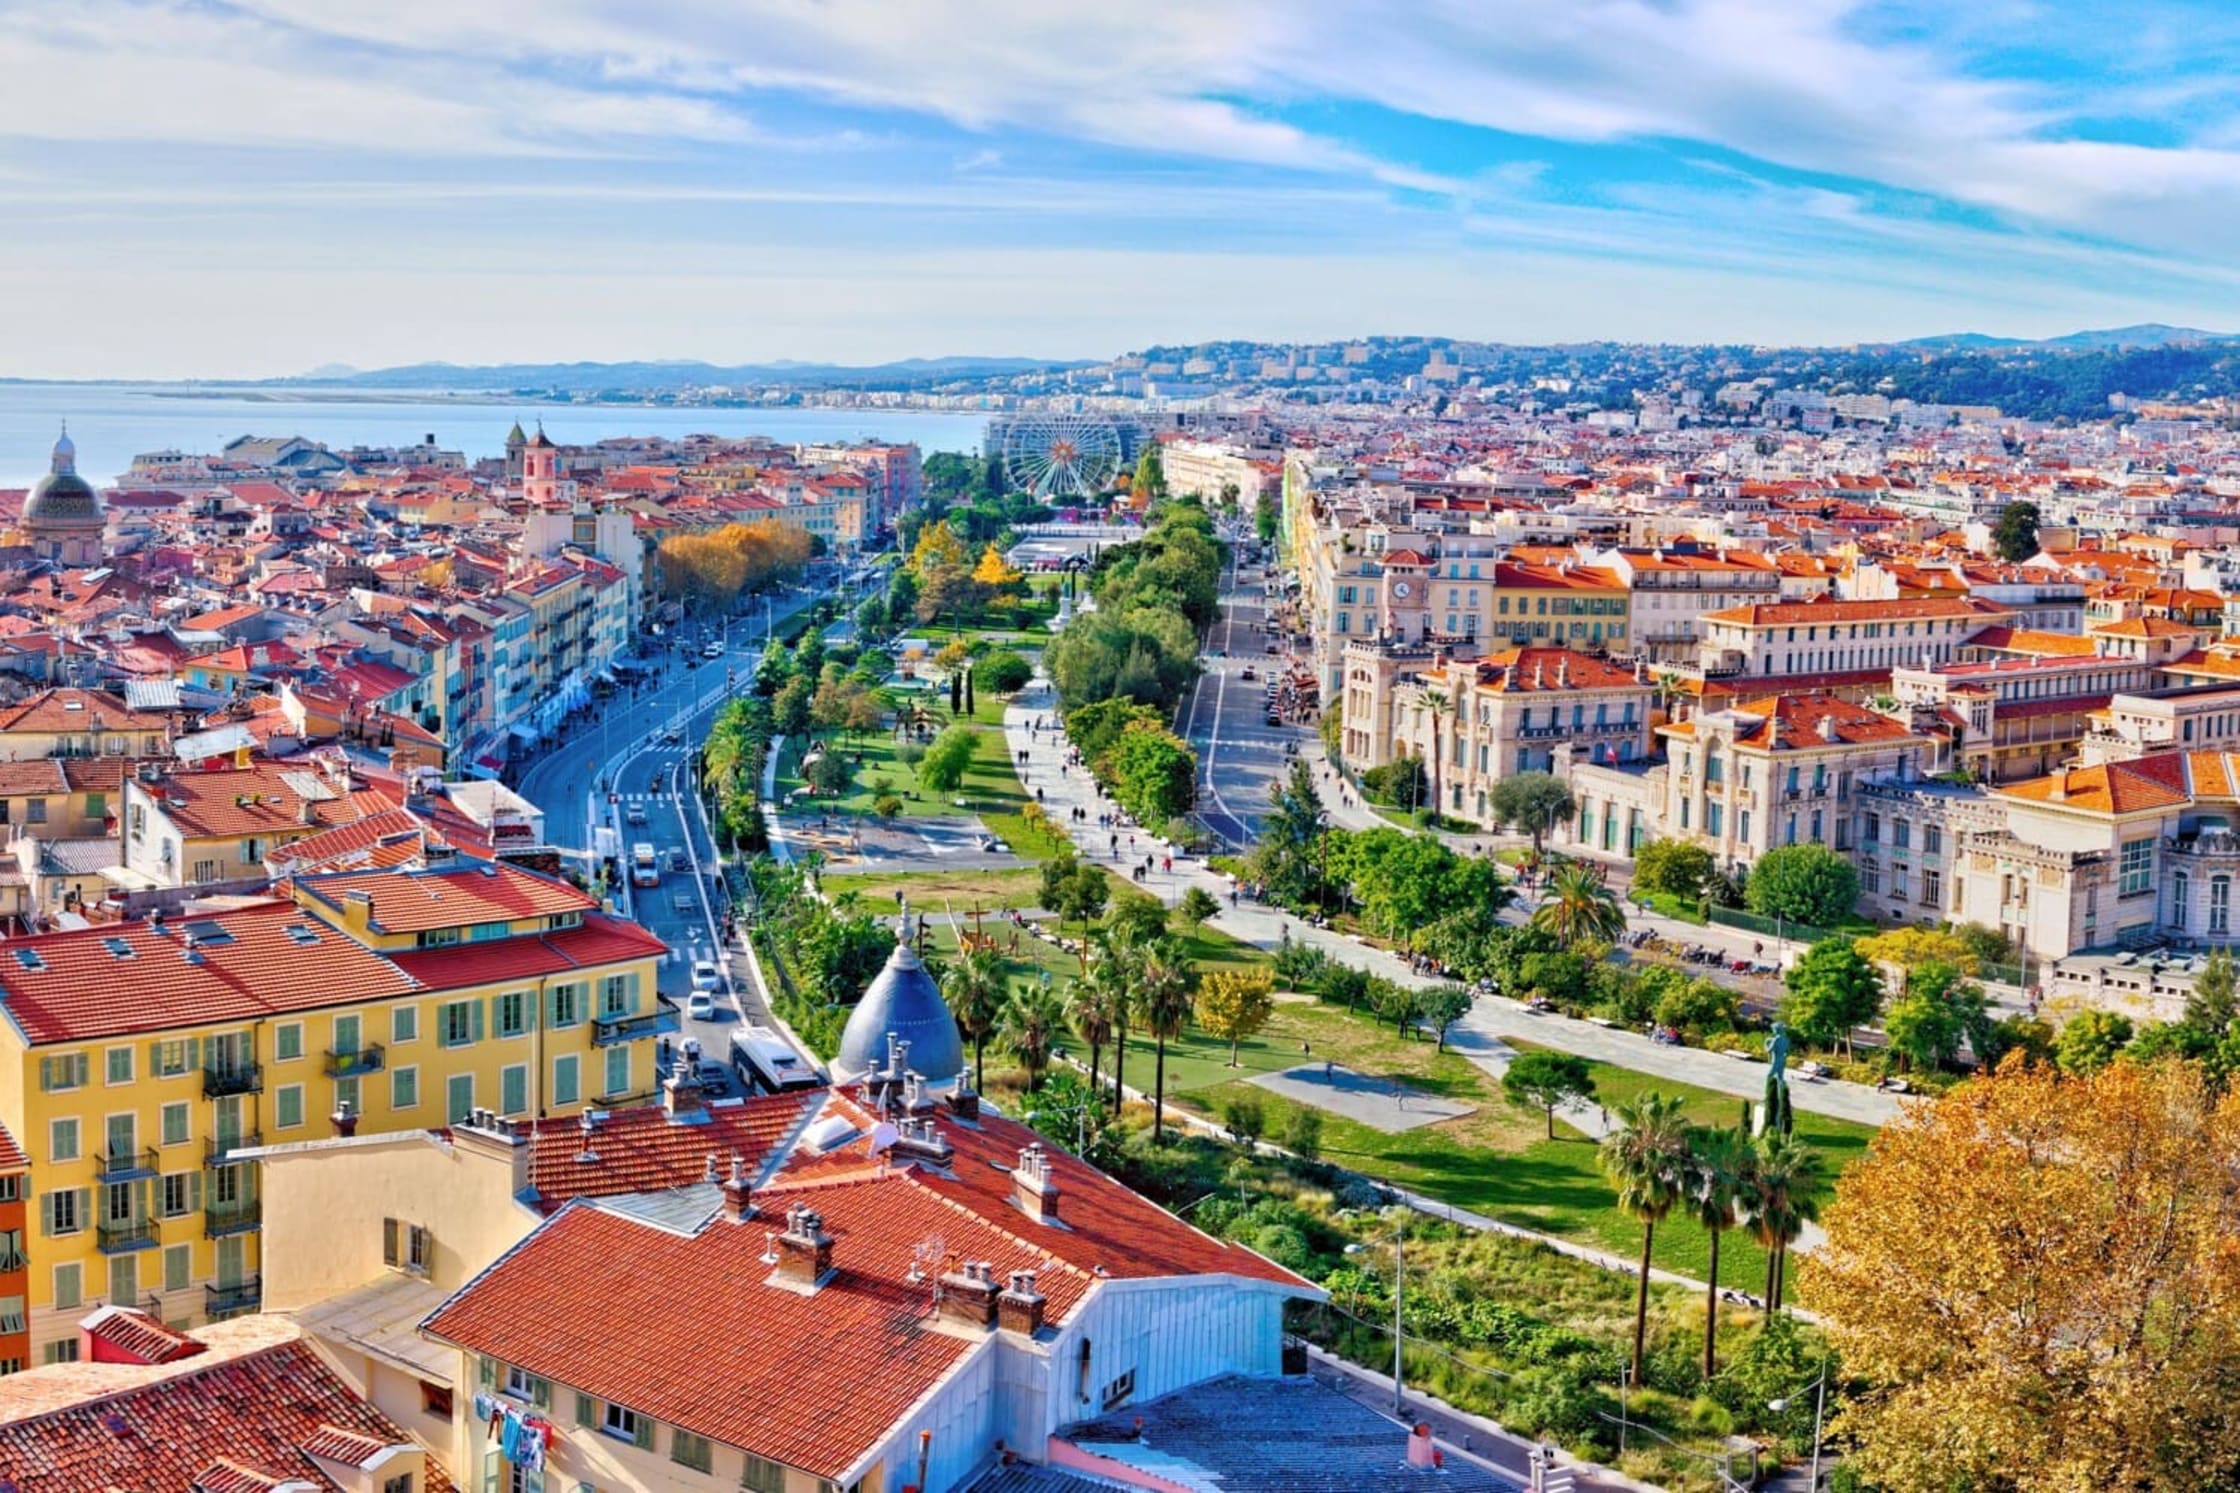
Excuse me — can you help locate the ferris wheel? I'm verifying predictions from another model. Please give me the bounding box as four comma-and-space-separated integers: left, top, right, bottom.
1003, 413, 1123, 499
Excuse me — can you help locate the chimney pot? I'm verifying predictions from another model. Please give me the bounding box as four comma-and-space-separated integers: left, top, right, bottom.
939, 1260, 1003, 1330
948, 1074, 980, 1123
999, 1269, 1047, 1337
721, 1153, 754, 1224
774, 1203, 832, 1286
1013, 1144, 1062, 1225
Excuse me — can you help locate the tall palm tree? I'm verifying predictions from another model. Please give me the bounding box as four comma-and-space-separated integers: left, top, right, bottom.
1084, 935, 1137, 1111
939, 946, 1006, 1091
1002, 982, 1068, 1091
1420, 686, 1450, 821
1599, 1092, 1693, 1389
1740, 1131, 1824, 1313
1133, 938, 1197, 1144
1066, 976, 1119, 1105
1533, 862, 1627, 945
1684, 1127, 1749, 1380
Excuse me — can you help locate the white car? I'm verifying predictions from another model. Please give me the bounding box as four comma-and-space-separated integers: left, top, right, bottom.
690, 960, 722, 992
685, 991, 718, 1020
703, 641, 724, 659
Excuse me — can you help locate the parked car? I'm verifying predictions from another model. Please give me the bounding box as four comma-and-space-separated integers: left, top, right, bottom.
703, 641, 724, 659
685, 991, 718, 1020
691, 960, 722, 992
695, 1059, 733, 1095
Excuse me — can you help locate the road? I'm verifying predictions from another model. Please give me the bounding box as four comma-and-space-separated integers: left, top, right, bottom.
1177, 544, 1320, 847
508, 584, 829, 1082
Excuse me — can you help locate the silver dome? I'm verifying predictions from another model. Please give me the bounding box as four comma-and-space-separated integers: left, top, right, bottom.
833, 932, 964, 1085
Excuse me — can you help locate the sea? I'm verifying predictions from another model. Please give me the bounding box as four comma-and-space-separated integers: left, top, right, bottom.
0, 382, 993, 488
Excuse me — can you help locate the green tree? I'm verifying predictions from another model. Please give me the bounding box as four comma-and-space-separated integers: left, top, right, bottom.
1633, 838, 1716, 902
1131, 443, 1168, 504
1246, 759, 1331, 911
1655, 976, 1742, 1039
1001, 981, 1068, 1090
1600, 1092, 1695, 1388
1176, 885, 1221, 931
2189, 946, 2238, 1034
1780, 938, 1886, 1056
918, 723, 979, 793
1254, 491, 1278, 546
1067, 975, 1120, 1104
1133, 938, 1196, 1143
1881, 960, 1988, 1073
977, 649, 1033, 693
1083, 935, 1135, 1109
1103, 888, 1169, 945
1281, 1105, 1322, 1160
1107, 720, 1197, 824
1685, 1127, 1751, 1379
1991, 499, 2042, 563
1502, 1050, 1596, 1139
774, 675, 814, 738
2054, 1008, 2135, 1077
1489, 771, 1576, 858
1418, 985, 1473, 1053
804, 750, 853, 797
1746, 843, 1861, 929
1195, 968, 1275, 1065
940, 946, 1007, 1091
1741, 1131, 1823, 1312
1532, 863, 1628, 944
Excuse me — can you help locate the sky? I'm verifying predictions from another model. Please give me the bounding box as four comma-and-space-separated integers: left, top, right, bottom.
8, 0, 2240, 377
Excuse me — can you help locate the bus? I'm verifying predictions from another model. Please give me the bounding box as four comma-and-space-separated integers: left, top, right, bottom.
629, 842, 661, 888
732, 1025, 824, 1094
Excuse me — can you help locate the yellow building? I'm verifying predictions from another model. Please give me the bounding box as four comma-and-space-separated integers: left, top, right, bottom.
0, 855, 669, 1364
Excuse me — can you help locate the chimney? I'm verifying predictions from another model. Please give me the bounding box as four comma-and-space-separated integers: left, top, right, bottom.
451, 1105, 532, 1194
891, 1116, 955, 1168
720, 1153, 754, 1224
774, 1203, 833, 1288
947, 1074, 981, 1124
2049, 772, 2067, 802
662, 1058, 705, 1123
939, 1260, 1002, 1330
1532, 660, 1544, 690
1556, 658, 1570, 688
999, 1270, 1047, 1337
1013, 1144, 1061, 1225
330, 1100, 359, 1138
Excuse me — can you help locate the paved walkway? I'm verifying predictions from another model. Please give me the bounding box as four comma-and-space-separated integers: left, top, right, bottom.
1249, 1063, 1476, 1132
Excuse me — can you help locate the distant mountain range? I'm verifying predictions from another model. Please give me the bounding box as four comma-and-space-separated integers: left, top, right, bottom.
270, 355, 1089, 394
1890, 323, 2235, 353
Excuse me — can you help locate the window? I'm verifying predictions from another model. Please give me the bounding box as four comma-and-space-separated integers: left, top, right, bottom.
502, 1362, 551, 1407
275, 1084, 304, 1130
2215, 878, 2231, 936
49, 1119, 78, 1164
602, 1401, 652, 1449
392, 1005, 419, 1044
500, 1065, 527, 1116
742, 1454, 789, 1493
1922, 869, 1943, 907
43, 1340, 78, 1366
159, 1173, 193, 1219
1101, 1368, 1137, 1410
495, 991, 529, 1039
0, 1231, 23, 1271
552, 1055, 579, 1108
392, 1066, 419, 1110
420, 1380, 453, 1418
439, 1000, 483, 1048
384, 1477, 413, 1493
447, 1074, 474, 1125
671, 1429, 713, 1472
604, 1046, 630, 1098
105, 1047, 132, 1085
1924, 825, 1943, 856
24, 800, 44, 825
1863, 812, 1880, 844
275, 1024, 303, 1062
108, 1256, 137, 1310
160, 1102, 189, 1147
1893, 819, 1911, 850
550, 985, 582, 1028
2120, 838, 2155, 897
383, 1217, 433, 1275
163, 1243, 190, 1293
152, 1040, 193, 1078
39, 1053, 88, 1092
2175, 873, 2191, 931
52, 1262, 81, 1309
599, 975, 634, 1018
0, 1297, 21, 1334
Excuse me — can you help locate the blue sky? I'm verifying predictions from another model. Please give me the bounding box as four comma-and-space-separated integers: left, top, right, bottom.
6, 0, 2240, 376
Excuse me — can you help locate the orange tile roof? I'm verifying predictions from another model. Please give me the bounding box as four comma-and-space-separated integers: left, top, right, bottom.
1702, 595, 2010, 627
0, 688, 173, 738
1471, 647, 1643, 693
1999, 753, 2195, 815
293, 859, 597, 936
1963, 627, 2103, 658
0, 1324, 451, 1493
1669, 693, 1921, 750
523, 1094, 818, 1210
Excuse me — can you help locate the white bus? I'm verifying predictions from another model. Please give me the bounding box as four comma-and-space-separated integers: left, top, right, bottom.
731, 1025, 824, 1094
629, 842, 661, 888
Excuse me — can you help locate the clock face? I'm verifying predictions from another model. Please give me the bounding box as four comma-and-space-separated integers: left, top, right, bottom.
1392, 581, 1412, 599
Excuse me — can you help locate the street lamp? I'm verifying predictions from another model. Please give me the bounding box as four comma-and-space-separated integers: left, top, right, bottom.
1768, 1351, 1831, 1490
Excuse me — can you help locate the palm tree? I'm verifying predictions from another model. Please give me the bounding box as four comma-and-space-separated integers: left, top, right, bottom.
1599, 1092, 1693, 1389
1002, 982, 1068, 1090
1684, 1127, 1749, 1380
1740, 1131, 1824, 1313
1133, 938, 1196, 1144
1067, 976, 1120, 1105
1420, 686, 1450, 822
1085, 935, 1138, 1111
1532, 862, 1627, 945
939, 946, 1006, 1091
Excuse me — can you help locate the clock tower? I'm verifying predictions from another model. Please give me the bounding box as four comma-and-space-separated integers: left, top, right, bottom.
1380, 548, 1433, 640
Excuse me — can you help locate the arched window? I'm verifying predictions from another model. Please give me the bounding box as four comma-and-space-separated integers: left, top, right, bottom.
2213, 876, 2231, 937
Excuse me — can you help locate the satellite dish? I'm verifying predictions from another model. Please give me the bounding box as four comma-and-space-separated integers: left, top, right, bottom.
869, 1121, 900, 1155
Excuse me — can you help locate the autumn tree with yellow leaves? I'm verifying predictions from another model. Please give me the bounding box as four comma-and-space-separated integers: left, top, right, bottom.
656, 523, 814, 611
1802, 1056, 2240, 1492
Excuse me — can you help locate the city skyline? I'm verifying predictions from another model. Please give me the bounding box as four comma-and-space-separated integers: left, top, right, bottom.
8, 1, 2240, 377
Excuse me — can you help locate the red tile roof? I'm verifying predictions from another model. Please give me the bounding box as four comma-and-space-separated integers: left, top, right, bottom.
0, 1326, 450, 1493
522, 1095, 818, 1210
82, 1307, 205, 1365
1702, 595, 2011, 627
295, 860, 596, 935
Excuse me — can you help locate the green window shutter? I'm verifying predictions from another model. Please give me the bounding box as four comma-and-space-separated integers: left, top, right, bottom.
189, 1171, 202, 1213
37, 1194, 50, 1238
627, 971, 641, 1014
574, 1392, 595, 1427
383, 1217, 400, 1267
531, 1374, 551, 1409
148, 1040, 161, 1074
74, 1053, 88, 1088
481, 1449, 499, 1493
632, 1414, 654, 1451
186, 1036, 200, 1071
477, 1354, 497, 1389
470, 1000, 485, 1043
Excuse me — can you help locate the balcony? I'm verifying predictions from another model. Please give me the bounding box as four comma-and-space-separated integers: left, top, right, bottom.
205, 1277, 261, 1319
202, 1061, 263, 1099
205, 1198, 262, 1238
97, 1217, 157, 1254
323, 1043, 385, 1079
592, 996, 681, 1048
205, 1132, 261, 1168
97, 1145, 160, 1182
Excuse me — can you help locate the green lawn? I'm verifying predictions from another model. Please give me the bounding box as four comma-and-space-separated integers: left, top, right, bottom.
1112, 997, 1874, 1291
